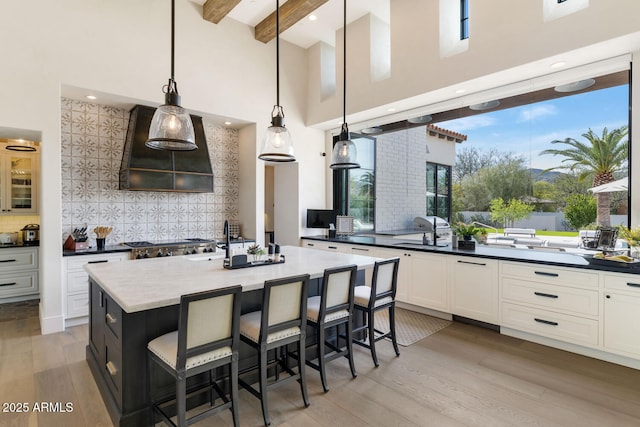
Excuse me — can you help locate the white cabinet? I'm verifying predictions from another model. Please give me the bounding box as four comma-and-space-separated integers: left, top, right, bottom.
450, 257, 499, 324
300, 240, 350, 252
63, 252, 129, 326
0, 247, 39, 302
602, 273, 640, 357
0, 151, 38, 214
374, 248, 449, 312
501, 261, 600, 347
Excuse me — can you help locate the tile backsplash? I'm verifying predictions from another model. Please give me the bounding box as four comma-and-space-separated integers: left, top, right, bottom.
60, 98, 239, 248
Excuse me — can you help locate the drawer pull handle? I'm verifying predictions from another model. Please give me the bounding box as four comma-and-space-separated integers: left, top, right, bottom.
307, 243, 315, 246
105, 313, 117, 324
0, 282, 17, 287
534, 292, 558, 299
534, 271, 559, 277
106, 361, 118, 376
534, 318, 558, 326
352, 247, 369, 252
626, 282, 640, 288
0, 259, 17, 263
88, 260, 109, 264
457, 260, 486, 266
328, 246, 338, 250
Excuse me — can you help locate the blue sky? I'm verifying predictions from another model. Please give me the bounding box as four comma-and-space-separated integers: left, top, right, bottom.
439, 85, 629, 170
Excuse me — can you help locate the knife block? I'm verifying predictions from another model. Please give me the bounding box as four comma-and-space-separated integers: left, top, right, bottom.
64, 235, 88, 251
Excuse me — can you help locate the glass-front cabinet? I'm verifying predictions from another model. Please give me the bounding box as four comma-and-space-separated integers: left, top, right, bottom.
0, 146, 39, 215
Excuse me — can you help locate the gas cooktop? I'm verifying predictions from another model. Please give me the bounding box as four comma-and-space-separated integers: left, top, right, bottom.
123, 238, 216, 248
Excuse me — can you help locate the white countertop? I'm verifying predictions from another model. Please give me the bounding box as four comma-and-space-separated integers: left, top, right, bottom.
85, 245, 381, 313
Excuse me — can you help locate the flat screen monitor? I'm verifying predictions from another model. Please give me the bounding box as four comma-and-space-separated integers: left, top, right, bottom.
306, 209, 337, 229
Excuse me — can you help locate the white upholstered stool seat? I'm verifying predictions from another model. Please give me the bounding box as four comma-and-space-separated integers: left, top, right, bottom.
240, 311, 301, 343
148, 331, 232, 370
354, 286, 393, 308
306, 295, 350, 323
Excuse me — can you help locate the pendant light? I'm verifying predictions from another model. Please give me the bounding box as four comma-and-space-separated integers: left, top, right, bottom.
258, 0, 295, 162
330, 0, 360, 169
145, 0, 196, 151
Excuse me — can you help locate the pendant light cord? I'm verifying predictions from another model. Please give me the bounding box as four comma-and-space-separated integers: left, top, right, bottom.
171, 0, 175, 82
342, 0, 347, 126
276, 0, 281, 108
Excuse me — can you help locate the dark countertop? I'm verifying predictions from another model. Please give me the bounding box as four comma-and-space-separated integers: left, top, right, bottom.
63, 245, 132, 257
0, 243, 39, 249
301, 235, 640, 274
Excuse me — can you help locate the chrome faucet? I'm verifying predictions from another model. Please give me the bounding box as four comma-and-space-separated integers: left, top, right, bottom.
224, 220, 230, 260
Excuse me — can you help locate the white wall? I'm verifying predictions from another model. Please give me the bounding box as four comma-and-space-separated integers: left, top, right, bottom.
0, 0, 325, 333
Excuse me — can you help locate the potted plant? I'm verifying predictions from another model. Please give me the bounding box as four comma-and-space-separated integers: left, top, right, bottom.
619, 226, 640, 258
454, 223, 479, 241
247, 243, 266, 262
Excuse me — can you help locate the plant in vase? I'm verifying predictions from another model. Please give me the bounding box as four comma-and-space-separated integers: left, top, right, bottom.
247, 243, 266, 262
619, 226, 640, 258
453, 223, 479, 241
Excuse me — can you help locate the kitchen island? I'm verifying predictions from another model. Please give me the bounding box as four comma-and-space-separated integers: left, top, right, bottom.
85, 245, 381, 427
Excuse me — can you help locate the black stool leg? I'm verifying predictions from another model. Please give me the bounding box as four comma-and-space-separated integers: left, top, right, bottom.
345, 321, 357, 378
259, 347, 271, 426
298, 338, 310, 407
231, 353, 240, 427
389, 305, 400, 356
176, 375, 187, 427
368, 310, 379, 367
318, 324, 329, 392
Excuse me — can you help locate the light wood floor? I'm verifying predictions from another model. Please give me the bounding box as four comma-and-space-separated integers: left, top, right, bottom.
2, 310, 640, 427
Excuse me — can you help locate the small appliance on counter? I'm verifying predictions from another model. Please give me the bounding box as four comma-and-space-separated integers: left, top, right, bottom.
0, 231, 18, 245
21, 224, 39, 245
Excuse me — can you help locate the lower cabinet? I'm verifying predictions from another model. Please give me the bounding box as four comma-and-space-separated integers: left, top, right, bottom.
374, 248, 449, 312
0, 246, 39, 302
450, 256, 499, 324
603, 273, 640, 357
64, 252, 129, 326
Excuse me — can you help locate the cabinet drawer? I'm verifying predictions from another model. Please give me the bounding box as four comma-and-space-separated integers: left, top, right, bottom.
0, 271, 38, 297
104, 293, 122, 340
0, 248, 38, 272
66, 253, 129, 271
66, 293, 89, 318
502, 278, 599, 316
501, 262, 598, 289
502, 302, 598, 347
603, 273, 640, 293
104, 332, 123, 408
67, 270, 89, 294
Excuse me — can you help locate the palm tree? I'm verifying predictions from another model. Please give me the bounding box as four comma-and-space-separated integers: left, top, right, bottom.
539, 126, 628, 226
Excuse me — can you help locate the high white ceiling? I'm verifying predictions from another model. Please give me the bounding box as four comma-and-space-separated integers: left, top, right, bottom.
191, 0, 389, 48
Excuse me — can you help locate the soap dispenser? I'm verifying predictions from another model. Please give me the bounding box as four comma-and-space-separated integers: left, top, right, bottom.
422, 232, 429, 245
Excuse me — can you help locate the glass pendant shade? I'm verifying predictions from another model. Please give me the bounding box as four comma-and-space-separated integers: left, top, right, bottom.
146, 102, 196, 151
330, 124, 360, 169
258, 108, 295, 162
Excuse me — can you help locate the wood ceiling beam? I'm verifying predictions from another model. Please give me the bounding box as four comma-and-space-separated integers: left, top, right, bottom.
254, 0, 328, 44
203, 0, 242, 24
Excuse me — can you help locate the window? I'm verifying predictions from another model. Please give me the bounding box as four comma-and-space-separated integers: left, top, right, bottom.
332, 135, 375, 232
427, 162, 452, 221
460, 0, 469, 40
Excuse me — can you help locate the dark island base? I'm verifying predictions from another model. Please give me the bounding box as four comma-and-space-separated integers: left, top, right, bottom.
87, 271, 365, 427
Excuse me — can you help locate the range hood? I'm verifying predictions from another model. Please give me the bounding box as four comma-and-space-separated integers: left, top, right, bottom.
119, 105, 214, 192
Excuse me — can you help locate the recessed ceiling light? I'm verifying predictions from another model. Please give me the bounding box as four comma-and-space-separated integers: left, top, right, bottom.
361, 126, 383, 135
455, 89, 466, 94
554, 78, 596, 93
407, 115, 433, 124
550, 61, 566, 69
469, 100, 500, 111
308, 14, 317, 21
86, 95, 97, 100
224, 121, 232, 126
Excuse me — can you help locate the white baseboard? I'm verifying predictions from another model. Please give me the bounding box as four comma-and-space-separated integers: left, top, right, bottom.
64, 316, 88, 328
39, 301, 65, 335
396, 301, 453, 321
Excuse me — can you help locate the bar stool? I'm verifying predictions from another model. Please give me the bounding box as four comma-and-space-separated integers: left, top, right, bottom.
306, 264, 357, 392
352, 257, 401, 367
147, 285, 242, 427
239, 274, 310, 426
